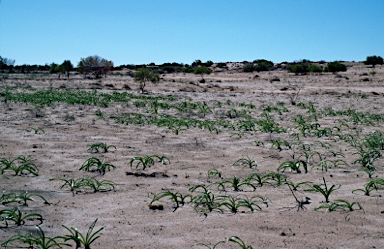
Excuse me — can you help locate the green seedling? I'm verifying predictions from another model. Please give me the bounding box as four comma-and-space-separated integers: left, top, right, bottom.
189, 184, 220, 215
0, 191, 51, 206
270, 139, 292, 151
285, 180, 313, 191
207, 168, 223, 180
62, 219, 104, 249
87, 142, 117, 153
246, 172, 273, 187
217, 195, 258, 214
80, 157, 116, 175
0, 156, 39, 176
266, 172, 287, 187
315, 199, 363, 213
81, 178, 116, 193
306, 177, 340, 203
0, 207, 43, 227
194, 240, 226, 249
215, 176, 256, 192
228, 236, 253, 249
150, 191, 191, 212
129, 155, 169, 170
1, 225, 69, 249
352, 178, 384, 196
277, 160, 307, 174
50, 178, 87, 196
233, 157, 258, 169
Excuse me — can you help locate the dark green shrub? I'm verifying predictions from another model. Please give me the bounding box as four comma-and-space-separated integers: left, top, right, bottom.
308, 65, 323, 73
324, 61, 347, 73
364, 55, 383, 67
243, 64, 255, 72
287, 63, 308, 74
253, 59, 274, 72
194, 66, 212, 76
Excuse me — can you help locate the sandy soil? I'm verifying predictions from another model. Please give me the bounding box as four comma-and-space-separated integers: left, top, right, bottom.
1, 63, 384, 248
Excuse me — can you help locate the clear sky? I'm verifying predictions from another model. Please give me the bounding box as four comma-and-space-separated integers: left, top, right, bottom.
1, 0, 383, 66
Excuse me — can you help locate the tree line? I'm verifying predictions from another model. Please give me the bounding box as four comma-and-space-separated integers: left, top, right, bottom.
1, 55, 383, 78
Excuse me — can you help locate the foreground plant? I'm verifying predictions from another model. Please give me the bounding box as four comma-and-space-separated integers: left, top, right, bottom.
306, 177, 340, 203
228, 236, 253, 249
0, 191, 51, 206
61, 218, 104, 249
0, 207, 43, 227
0, 156, 39, 176
1, 225, 69, 248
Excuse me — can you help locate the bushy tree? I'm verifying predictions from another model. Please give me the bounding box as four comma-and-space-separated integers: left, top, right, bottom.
134, 68, 160, 93
364, 55, 383, 68
60, 60, 74, 79
324, 61, 347, 73
253, 59, 274, 72
49, 63, 62, 78
77, 55, 114, 78
0, 56, 15, 72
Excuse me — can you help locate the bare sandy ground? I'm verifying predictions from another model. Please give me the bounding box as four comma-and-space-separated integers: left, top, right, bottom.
1, 63, 384, 248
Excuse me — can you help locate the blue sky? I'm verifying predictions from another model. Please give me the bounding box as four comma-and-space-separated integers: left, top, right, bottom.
1, 0, 383, 66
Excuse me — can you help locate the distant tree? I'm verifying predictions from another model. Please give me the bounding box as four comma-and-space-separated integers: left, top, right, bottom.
0, 56, 15, 72
77, 55, 114, 78
324, 61, 347, 73
364, 55, 383, 68
49, 63, 62, 78
134, 68, 160, 93
60, 60, 74, 79
192, 60, 202, 68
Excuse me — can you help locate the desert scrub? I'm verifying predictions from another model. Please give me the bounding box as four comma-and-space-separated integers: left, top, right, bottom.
80, 157, 116, 175
129, 155, 170, 170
